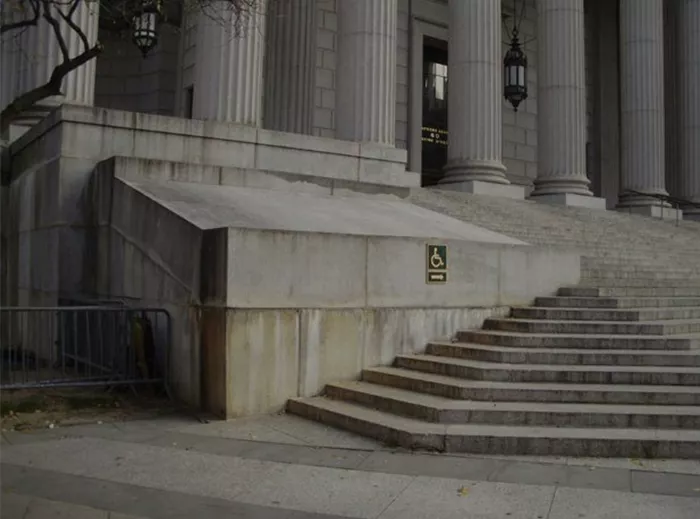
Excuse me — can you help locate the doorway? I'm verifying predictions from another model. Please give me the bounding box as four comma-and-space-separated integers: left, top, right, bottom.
421, 37, 448, 186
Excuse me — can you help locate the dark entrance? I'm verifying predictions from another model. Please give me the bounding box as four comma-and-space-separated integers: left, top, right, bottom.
421, 37, 448, 186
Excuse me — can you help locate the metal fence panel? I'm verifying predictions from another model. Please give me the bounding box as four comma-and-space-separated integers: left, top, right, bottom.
0, 307, 171, 392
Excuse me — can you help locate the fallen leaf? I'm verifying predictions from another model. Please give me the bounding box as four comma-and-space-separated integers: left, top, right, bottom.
457, 486, 470, 497
629, 458, 644, 467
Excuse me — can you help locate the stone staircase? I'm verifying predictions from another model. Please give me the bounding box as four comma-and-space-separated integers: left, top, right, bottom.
288, 190, 700, 458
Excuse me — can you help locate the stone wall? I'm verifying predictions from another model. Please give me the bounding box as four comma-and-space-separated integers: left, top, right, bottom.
95, 25, 179, 116
2, 105, 581, 413
197, 226, 579, 417
201, 305, 513, 417
2, 105, 412, 313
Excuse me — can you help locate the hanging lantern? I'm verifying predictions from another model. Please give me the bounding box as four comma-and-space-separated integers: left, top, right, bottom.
132, 0, 161, 57
504, 34, 528, 111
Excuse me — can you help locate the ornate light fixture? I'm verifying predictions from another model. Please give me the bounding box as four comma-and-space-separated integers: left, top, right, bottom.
503, 0, 528, 111
132, 0, 161, 57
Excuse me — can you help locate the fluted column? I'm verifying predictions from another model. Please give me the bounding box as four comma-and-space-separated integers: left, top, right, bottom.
618, 0, 668, 208
679, 0, 700, 216
264, 0, 316, 134
440, 0, 508, 186
15, 1, 99, 109
193, 1, 267, 124
1, 3, 20, 113
336, 0, 396, 144
531, 0, 592, 198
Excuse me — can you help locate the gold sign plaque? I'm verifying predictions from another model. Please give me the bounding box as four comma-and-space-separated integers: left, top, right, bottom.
426, 244, 448, 284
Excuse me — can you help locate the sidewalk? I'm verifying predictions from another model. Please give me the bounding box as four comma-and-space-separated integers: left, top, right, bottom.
2, 413, 699, 518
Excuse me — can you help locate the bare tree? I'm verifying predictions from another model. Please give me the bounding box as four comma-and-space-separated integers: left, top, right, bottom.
0, 0, 264, 134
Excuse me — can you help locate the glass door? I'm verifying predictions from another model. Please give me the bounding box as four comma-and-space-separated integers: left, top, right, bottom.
421, 37, 448, 186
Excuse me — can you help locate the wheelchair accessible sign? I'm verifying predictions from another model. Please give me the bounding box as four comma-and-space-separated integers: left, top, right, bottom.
426, 244, 448, 284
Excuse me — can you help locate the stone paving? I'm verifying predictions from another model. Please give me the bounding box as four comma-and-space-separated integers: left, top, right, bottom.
1, 413, 700, 518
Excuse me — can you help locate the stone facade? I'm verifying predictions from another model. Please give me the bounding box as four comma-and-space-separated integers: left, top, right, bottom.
2, 0, 697, 209
1, 0, 700, 416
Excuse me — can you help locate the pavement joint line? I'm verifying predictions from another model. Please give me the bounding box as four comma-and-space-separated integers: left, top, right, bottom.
544, 486, 558, 519
3, 427, 700, 498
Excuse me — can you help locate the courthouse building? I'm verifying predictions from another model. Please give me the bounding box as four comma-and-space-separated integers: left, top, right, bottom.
2, 0, 699, 213
2, 0, 700, 420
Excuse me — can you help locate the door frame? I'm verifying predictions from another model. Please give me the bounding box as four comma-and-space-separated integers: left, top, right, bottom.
408, 17, 448, 175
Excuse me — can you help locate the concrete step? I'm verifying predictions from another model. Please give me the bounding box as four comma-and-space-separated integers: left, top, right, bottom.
324, 381, 700, 428
361, 366, 700, 405
534, 296, 700, 309
580, 278, 700, 288
287, 397, 700, 457
581, 257, 700, 269
426, 341, 700, 367
512, 306, 700, 321
581, 259, 700, 270
581, 269, 700, 280
393, 354, 700, 386
483, 317, 700, 336
458, 329, 700, 350
559, 286, 700, 297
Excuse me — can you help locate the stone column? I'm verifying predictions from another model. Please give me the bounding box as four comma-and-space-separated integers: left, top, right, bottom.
679, 0, 700, 217
1, 2, 18, 112
440, 0, 521, 197
530, 0, 602, 207
336, 0, 396, 144
11, 1, 99, 112
193, 1, 267, 124
617, 0, 669, 209
263, 0, 316, 134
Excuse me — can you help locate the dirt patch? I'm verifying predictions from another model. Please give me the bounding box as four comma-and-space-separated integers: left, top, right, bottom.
0, 387, 185, 431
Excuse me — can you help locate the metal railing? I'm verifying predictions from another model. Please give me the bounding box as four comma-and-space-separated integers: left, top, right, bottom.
0, 306, 171, 393
625, 190, 700, 226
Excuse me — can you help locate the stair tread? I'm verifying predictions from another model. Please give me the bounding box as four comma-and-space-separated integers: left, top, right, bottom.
520, 306, 700, 312
367, 366, 700, 393
398, 354, 700, 374
490, 317, 700, 326
538, 296, 700, 303
294, 397, 700, 441
330, 381, 700, 415
466, 329, 700, 340
429, 341, 700, 357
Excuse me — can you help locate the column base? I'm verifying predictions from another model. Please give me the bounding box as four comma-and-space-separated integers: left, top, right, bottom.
530, 177, 594, 198
435, 180, 525, 200
616, 204, 683, 221
617, 190, 671, 209
529, 192, 608, 210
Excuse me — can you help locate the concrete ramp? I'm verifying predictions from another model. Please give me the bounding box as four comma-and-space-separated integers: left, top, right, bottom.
124, 178, 526, 245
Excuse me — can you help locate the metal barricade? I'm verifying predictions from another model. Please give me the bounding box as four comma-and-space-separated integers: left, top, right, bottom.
0, 306, 171, 392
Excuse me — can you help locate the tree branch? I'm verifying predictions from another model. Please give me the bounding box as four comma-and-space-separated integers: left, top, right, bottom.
56, 0, 91, 52
42, 1, 71, 62
0, 42, 103, 135
0, 0, 41, 34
